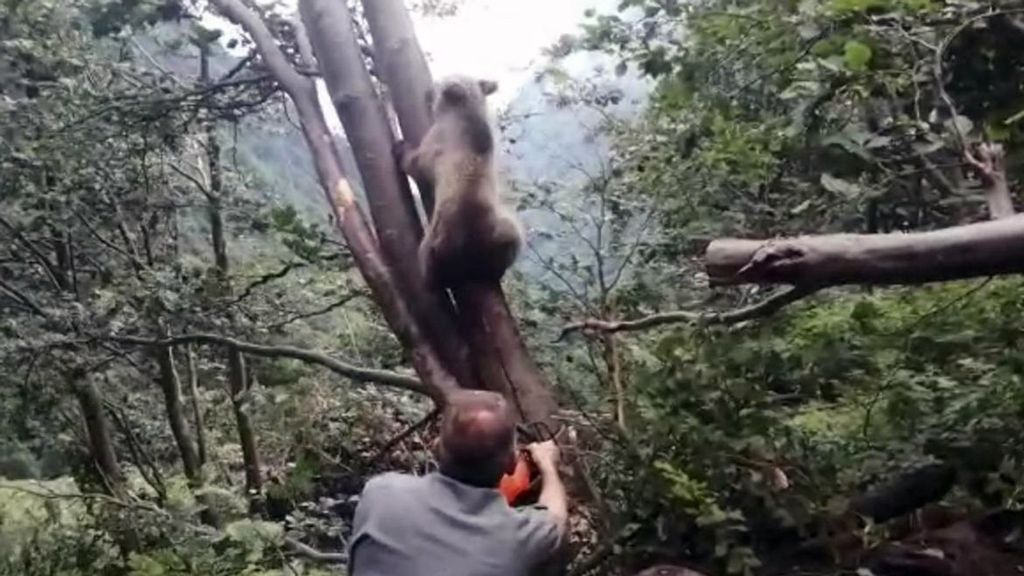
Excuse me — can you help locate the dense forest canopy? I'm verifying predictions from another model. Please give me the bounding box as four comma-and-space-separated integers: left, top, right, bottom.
0, 0, 1022, 575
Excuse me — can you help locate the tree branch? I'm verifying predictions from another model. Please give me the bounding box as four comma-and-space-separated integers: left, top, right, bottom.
706, 215, 1024, 287
0, 277, 50, 318
559, 286, 815, 338
370, 407, 439, 466
0, 215, 64, 290
107, 333, 434, 400
208, 0, 305, 94
284, 537, 347, 564
968, 142, 1015, 219
262, 291, 367, 331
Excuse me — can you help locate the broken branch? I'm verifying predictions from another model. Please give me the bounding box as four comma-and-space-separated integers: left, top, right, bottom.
705, 215, 1024, 287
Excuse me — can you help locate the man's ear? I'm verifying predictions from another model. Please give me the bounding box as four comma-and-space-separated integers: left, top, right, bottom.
478, 79, 498, 96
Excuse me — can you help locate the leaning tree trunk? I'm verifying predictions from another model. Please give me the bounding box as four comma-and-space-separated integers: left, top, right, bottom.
211, 0, 459, 399
351, 0, 559, 423
298, 0, 481, 393
71, 373, 127, 499
153, 343, 220, 525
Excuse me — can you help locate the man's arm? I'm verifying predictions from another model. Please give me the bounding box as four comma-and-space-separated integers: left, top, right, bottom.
527, 440, 568, 534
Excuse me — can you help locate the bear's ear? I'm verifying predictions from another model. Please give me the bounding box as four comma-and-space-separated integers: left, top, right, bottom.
478, 79, 498, 96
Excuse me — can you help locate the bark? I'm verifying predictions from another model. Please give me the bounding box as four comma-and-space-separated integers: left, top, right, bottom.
185, 344, 207, 466
299, 0, 477, 391
359, 0, 560, 424
603, 333, 626, 432
209, 0, 459, 394
969, 143, 1015, 219
705, 215, 1024, 287
153, 345, 202, 484
359, 0, 436, 211
456, 286, 559, 423
228, 351, 262, 497
105, 401, 167, 501
71, 374, 127, 499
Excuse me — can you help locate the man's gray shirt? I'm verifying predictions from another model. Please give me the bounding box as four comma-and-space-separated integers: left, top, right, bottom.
349, 471, 562, 576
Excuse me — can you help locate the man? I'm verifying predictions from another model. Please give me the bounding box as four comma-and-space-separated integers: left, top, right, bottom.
349, 389, 569, 576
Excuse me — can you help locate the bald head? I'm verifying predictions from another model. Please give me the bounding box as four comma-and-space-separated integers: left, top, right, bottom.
437, 390, 516, 487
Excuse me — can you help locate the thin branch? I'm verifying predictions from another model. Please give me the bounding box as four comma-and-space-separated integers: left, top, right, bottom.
0, 482, 165, 517
605, 208, 655, 295
209, 0, 305, 95
526, 241, 593, 313
284, 537, 347, 564
131, 38, 186, 88
558, 286, 816, 338
0, 215, 63, 290
225, 261, 311, 307
0, 277, 50, 318
370, 407, 439, 466
168, 161, 212, 199
75, 213, 145, 272
107, 333, 432, 398
263, 291, 367, 331
219, 50, 257, 82
103, 399, 167, 500
933, 8, 1024, 158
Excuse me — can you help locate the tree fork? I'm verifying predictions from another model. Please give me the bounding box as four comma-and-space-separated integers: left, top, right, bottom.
298, 0, 479, 392
209, 0, 459, 395
359, 0, 559, 423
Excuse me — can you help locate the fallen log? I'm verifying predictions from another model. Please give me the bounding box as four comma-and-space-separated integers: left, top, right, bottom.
705, 215, 1024, 287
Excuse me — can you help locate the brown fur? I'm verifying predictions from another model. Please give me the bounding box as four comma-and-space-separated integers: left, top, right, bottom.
396, 75, 523, 289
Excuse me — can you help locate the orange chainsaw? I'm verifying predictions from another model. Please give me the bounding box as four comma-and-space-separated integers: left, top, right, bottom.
498, 421, 557, 506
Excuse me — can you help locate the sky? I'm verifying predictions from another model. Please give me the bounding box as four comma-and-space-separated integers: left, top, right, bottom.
414, 0, 598, 107
204, 0, 602, 129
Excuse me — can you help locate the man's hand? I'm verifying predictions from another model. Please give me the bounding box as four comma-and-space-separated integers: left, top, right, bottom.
525, 440, 568, 533
526, 440, 560, 473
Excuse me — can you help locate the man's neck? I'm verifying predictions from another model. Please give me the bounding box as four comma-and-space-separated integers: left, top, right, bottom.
436, 469, 499, 490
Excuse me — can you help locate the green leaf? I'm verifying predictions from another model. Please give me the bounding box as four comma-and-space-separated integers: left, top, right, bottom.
843, 41, 873, 71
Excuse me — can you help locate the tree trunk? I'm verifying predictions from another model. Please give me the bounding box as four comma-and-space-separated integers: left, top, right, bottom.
602, 332, 626, 432
185, 344, 207, 467
200, 43, 262, 500
299, 0, 479, 392
705, 214, 1024, 287
358, 0, 436, 212
153, 345, 202, 483
71, 374, 127, 499
228, 352, 262, 498
357, 0, 560, 424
